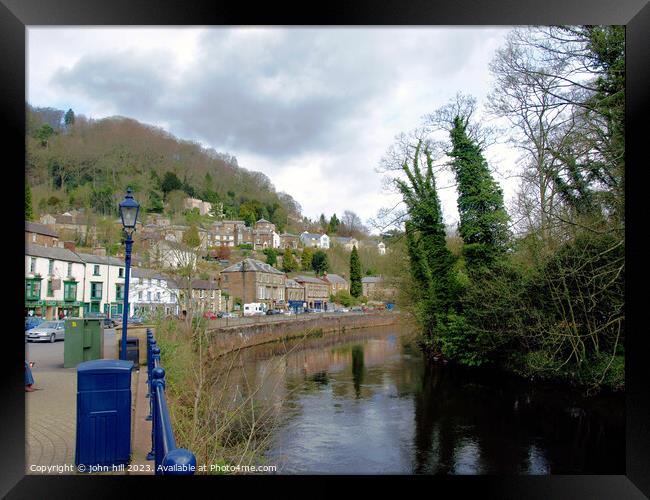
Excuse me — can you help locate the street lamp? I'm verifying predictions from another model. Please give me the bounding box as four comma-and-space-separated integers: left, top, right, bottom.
118, 188, 140, 361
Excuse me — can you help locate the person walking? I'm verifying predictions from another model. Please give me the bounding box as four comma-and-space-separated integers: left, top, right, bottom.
25, 361, 35, 392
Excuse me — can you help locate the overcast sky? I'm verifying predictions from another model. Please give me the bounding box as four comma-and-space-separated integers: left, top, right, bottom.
27, 27, 520, 232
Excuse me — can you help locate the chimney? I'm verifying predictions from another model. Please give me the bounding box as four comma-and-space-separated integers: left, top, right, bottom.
63, 241, 76, 252
92, 247, 107, 256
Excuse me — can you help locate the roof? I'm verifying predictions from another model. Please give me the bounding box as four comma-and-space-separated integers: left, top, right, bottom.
75, 252, 125, 266
256, 218, 273, 224
280, 233, 298, 237
300, 232, 323, 240
190, 279, 220, 290
294, 275, 328, 285
132, 267, 169, 280
333, 236, 357, 244
54, 214, 75, 225
25, 244, 83, 263
323, 273, 347, 284
285, 279, 304, 288
221, 258, 284, 275
362, 276, 383, 283
25, 221, 58, 238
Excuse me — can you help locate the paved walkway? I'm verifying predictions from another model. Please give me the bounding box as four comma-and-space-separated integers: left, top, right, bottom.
25, 331, 152, 475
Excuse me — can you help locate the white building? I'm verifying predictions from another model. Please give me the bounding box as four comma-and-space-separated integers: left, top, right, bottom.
25, 244, 86, 319
76, 252, 126, 317
378, 242, 386, 255
150, 239, 198, 270
300, 232, 330, 249
272, 231, 281, 249
129, 268, 179, 318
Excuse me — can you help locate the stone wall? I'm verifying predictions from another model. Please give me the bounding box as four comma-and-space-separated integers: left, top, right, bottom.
207, 312, 401, 355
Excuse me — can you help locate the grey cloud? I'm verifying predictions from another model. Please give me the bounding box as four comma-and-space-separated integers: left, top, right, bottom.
49, 28, 498, 166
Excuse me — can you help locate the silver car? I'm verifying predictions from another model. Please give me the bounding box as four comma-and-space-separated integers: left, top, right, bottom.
26, 320, 66, 343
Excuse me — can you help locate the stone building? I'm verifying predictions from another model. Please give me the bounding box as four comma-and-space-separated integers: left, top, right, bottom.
321, 273, 349, 295
219, 258, 286, 309
25, 221, 59, 248
294, 275, 330, 310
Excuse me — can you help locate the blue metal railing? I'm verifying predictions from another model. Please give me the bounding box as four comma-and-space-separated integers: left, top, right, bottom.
146, 328, 196, 475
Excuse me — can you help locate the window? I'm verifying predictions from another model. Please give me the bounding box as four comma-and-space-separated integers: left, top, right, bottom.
67, 262, 73, 277
147, 291, 151, 301
30, 258, 36, 273
118, 267, 124, 278
116, 284, 124, 301
90, 282, 103, 300
138, 291, 143, 301
25, 279, 41, 300
48, 259, 54, 275
47, 280, 53, 297
156, 292, 161, 301
93, 265, 100, 276
64, 282, 77, 301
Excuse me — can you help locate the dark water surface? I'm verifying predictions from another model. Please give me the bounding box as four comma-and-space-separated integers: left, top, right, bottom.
226, 326, 624, 474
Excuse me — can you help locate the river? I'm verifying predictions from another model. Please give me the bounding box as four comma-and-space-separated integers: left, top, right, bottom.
221, 325, 624, 474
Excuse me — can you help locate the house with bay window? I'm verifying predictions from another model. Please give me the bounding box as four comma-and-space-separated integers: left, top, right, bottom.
25, 244, 85, 319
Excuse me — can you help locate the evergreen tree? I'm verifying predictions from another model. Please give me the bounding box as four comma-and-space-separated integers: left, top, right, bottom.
449, 116, 509, 269
161, 171, 183, 196
301, 247, 313, 271
64, 108, 75, 126
328, 213, 340, 234
263, 248, 278, 267
312, 250, 329, 275
282, 247, 297, 272
25, 183, 34, 221
349, 245, 362, 297
319, 213, 329, 232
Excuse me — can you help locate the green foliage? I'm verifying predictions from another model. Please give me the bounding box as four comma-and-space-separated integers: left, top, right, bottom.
349, 246, 362, 297
449, 116, 509, 270
328, 213, 340, 234
64, 108, 75, 126
182, 224, 201, 248
263, 248, 278, 267
25, 184, 34, 221
161, 171, 183, 195
312, 250, 329, 275
237, 243, 253, 250
300, 247, 313, 271
90, 186, 115, 215
281, 247, 298, 272
331, 289, 360, 308
184, 207, 202, 224
36, 124, 55, 147
147, 190, 164, 213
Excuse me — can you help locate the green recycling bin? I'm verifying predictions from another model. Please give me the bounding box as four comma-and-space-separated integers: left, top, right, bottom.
64, 318, 105, 368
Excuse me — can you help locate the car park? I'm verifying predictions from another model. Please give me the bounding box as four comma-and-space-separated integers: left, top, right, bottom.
26, 320, 66, 343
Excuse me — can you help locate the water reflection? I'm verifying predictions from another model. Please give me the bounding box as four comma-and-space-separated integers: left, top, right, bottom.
218, 326, 624, 474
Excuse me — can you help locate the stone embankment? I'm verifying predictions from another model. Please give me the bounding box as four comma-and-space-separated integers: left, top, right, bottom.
207, 312, 401, 355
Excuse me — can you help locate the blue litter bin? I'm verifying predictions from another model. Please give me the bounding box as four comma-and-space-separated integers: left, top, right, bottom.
76, 359, 133, 469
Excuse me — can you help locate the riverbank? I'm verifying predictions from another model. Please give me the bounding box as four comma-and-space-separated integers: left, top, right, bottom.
206, 311, 403, 356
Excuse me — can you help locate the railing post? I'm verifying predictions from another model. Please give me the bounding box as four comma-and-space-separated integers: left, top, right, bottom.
162, 448, 197, 475
151, 366, 165, 472
147, 336, 156, 397
146, 345, 159, 422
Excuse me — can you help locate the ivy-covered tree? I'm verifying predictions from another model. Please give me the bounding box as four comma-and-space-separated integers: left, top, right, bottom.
449, 115, 509, 270
312, 250, 329, 275
349, 245, 362, 297
396, 140, 459, 344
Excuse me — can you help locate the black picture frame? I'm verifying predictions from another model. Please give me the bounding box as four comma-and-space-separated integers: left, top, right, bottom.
2, 0, 648, 497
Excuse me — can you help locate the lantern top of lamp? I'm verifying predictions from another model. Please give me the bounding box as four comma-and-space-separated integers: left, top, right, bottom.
119, 188, 140, 229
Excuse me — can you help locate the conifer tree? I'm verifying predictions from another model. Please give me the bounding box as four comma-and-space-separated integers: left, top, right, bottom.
349, 246, 362, 297
300, 247, 313, 271
25, 183, 34, 221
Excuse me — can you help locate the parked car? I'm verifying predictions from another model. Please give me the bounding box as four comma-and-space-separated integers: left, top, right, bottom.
26, 320, 66, 343
203, 311, 218, 320
102, 318, 119, 328
266, 309, 282, 315
218, 311, 235, 318
25, 316, 44, 331
128, 316, 144, 324
351, 306, 363, 312
337, 308, 350, 313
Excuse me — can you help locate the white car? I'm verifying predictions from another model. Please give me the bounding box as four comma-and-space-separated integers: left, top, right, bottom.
26, 320, 66, 343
